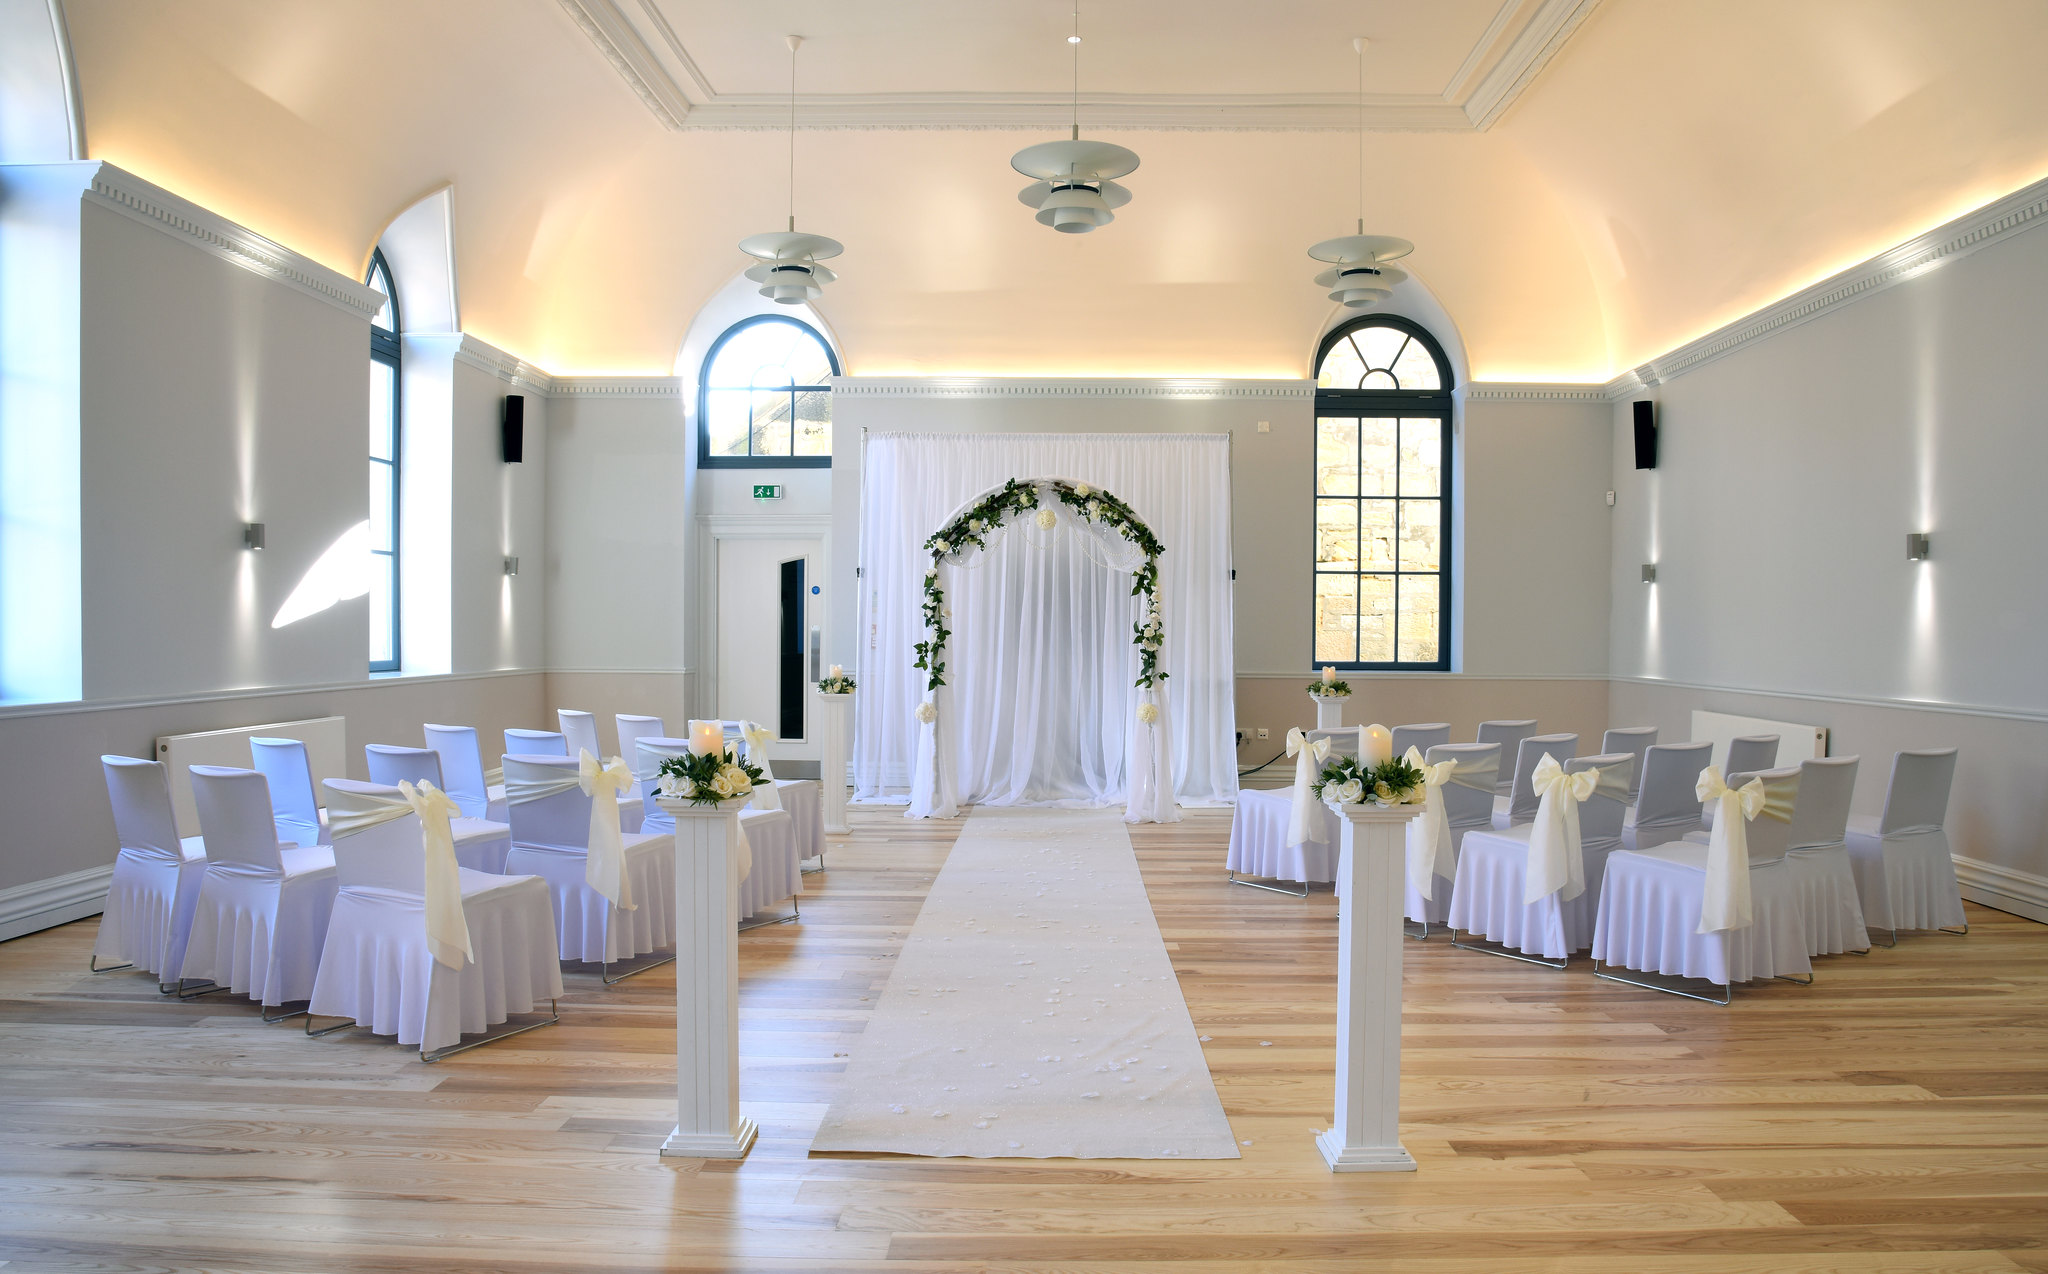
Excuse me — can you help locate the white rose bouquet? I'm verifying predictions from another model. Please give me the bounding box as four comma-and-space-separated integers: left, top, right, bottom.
657, 747, 764, 806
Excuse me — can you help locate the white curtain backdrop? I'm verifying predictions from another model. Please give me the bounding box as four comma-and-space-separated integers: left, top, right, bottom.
854, 432, 1237, 811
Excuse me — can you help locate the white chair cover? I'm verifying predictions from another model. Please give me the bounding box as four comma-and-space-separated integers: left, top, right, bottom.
1783, 755, 1869, 954
309, 793, 562, 1052
1725, 734, 1781, 778
1449, 754, 1633, 960
93, 756, 208, 978
1623, 742, 1712, 851
1494, 733, 1579, 829
178, 765, 338, 1005
323, 779, 471, 966
741, 721, 782, 812
615, 715, 667, 798
366, 744, 439, 788
1592, 765, 1813, 987
1475, 721, 1537, 794
1846, 748, 1964, 934
503, 755, 677, 964
423, 724, 505, 822
774, 779, 824, 864
558, 710, 601, 761
506, 728, 568, 758
1600, 726, 1658, 799
636, 739, 800, 919
328, 773, 512, 874
1403, 742, 1499, 923
249, 737, 327, 848
1389, 723, 1451, 758
1227, 787, 1338, 885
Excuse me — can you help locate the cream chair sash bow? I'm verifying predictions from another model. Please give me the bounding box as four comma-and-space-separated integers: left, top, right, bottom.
1696, 765, 1766, 933
398, 779, 473, 970
579, 750, 636, 910
1285, 727, 1333, 848
1404, 746, 1460, 901
1525, 756, 1601, 904
741, 722, 781, 812
325, 783, 417, 840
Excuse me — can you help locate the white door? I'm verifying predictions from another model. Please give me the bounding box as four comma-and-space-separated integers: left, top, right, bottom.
716, 536, 822, 758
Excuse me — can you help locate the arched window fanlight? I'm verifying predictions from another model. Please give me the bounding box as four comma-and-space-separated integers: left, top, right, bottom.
699, 315, 838, 468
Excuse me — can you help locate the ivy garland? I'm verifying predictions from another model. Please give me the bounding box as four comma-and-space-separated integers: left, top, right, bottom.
914, 478, 1165, 694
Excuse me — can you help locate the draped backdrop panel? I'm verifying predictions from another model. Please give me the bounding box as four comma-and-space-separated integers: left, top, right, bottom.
854, 433, 1237, 809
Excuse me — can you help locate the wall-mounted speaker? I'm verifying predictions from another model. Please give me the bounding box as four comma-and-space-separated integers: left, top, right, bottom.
501, 395, 525, 463
1632, 399, 1658, 470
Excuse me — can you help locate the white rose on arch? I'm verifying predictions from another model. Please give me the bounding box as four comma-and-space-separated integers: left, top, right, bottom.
1034, 507, 1057, 530
1136, 702, 1159, 726
1075, 482, 1092, 497
916, 700, 938, 724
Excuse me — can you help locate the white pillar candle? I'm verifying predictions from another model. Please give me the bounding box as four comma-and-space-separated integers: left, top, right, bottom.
829, 664, 843, 680
1363, 723, 1393, 765
688, 719, 723, 757
1322, 665, 1336, 686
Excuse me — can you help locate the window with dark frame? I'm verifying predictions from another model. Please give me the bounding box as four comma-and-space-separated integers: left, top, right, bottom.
698, 315, 838, 468
366, 249, 401, 673
1312, 315, 1453, 671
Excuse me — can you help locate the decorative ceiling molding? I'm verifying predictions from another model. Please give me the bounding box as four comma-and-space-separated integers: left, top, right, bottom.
557, 0, 1605, 133
1462, 382, 1608, 403
83, 164, 386, 319
1604, 171, 2048, 399
833, 378, 1314, 400
450, 334, 556, 399
549, 376, 685, 398
554, 0, 693, 130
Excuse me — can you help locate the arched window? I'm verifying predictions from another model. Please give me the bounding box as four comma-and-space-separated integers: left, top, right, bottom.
366, 249, 401, 672
699, 315, 838, 468
1312, 315, 1454, 671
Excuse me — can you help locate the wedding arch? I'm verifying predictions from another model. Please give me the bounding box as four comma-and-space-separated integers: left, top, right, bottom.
908, 476, 1176, 824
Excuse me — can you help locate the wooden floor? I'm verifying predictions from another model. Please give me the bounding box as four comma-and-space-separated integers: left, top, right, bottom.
3, 807, 2045, 1272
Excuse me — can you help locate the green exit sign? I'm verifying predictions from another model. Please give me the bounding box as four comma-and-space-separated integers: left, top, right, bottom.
751, 484, 783, 500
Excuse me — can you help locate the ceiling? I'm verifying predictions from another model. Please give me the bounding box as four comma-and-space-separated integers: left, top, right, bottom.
56, 0, 2048, 380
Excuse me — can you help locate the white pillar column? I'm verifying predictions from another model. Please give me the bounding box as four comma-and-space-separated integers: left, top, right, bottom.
1317, 801, 1422, 1172
816, 689, 851, 835
658, 794, 758, 1160
1312, 693, 1345, 731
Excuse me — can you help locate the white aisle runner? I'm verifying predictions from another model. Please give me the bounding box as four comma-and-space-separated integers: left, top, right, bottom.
811, 807, 1239, 1159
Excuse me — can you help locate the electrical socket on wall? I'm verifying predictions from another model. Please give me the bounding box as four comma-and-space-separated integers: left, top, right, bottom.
1255, 727, 1269, 740
1606, 490, 1616, 506
1256, 420, 1271, 433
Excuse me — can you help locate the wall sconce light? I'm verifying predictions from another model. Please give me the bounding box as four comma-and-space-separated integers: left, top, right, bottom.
503, 556, 520, 576
1905, 533, 1931, 561
1641, 564, 1657, 583
243, 522, 266, 551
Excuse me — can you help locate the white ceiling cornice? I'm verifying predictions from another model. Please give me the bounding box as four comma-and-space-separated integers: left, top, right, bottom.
833, 378, 1314, 400
558, 0, 1604, 133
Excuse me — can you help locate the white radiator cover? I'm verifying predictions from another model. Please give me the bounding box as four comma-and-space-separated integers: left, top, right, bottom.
1689, 709, 1828, 771
154, 715, 348, 838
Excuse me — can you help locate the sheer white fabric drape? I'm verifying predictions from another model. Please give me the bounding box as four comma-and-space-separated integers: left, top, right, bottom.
854, 433, 1236, 816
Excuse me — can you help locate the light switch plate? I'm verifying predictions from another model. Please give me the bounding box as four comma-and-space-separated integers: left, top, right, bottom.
1256, 420, 1270, 433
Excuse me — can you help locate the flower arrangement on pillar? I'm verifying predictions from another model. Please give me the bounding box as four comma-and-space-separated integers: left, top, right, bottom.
818, 663, 857, 695
1308, 665, 1352, 698
1314, 754, 1427, 808
657, 749, 764, 805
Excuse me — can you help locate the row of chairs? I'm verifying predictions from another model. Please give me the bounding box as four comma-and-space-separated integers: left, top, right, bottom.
1229, 721, 1966, 1001
88, 713, 823, 1058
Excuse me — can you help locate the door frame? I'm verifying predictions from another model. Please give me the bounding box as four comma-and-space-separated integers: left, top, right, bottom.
697, 514, 833, 749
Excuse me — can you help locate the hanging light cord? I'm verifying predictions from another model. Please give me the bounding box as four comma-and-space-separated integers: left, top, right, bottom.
1355, 37, 1365, 236
787, 38, 798, 232
1071, 2, 1081, 141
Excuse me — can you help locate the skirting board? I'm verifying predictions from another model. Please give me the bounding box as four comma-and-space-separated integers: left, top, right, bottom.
0, 864, 111, 944
1955, 855, 2048, 926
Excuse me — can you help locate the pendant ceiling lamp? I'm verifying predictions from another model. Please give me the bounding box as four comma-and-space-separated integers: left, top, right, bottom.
1308, 37, 1412, 307
1012, 3, 1138, 234
740, 34, 842, 303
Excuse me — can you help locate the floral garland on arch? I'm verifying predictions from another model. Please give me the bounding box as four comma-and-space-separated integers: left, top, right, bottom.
913, 478, 1165, 716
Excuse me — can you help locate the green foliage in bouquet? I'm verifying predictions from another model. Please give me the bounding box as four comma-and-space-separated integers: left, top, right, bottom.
818, 672, 857, 694
1307, 679, 1352, 697
1313, 753, 1428, 806
656, 747, 765, 806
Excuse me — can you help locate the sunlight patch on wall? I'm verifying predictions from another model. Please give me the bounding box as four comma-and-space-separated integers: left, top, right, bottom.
272, 520, 371, 629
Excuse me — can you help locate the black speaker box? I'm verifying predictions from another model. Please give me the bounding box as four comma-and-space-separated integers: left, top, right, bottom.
1632, 400, 1657, 470
501, 395, 525, 463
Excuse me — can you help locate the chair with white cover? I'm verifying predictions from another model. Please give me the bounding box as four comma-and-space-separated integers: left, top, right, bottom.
1846, 748, 1966, 943
92, 756, 209, 987
178, 766, 339, 1016
736, 720, 826, 870
307, 779, 562, 1060
1700, 736, 1780, 834
1475, 721, 1538, 794
637, 737, 802, 927
1591, 764, 1814, 1003
357, 749, 516, 873
249, 737, 328, 847
423, 724, 506, 822
1227, 727, 1361, 896
1493, 733, 1579, 829
1448, 753, 1634, 967
1390, 723, 1451, 758
1600, 727, 1658, 799
1783, 756, 1870, 955
558, 710, 601, 761
502, 754, 677, 980
1404, 742, 1500, 933
614, 715, 667, 796
1623, 741, 1713, 851
506, 728, 568, 757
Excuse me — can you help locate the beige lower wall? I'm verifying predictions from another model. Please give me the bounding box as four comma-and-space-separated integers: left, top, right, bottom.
1612, 679, 2047, 921
1233, 675, 1612, 782
0, 670, 546, 897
